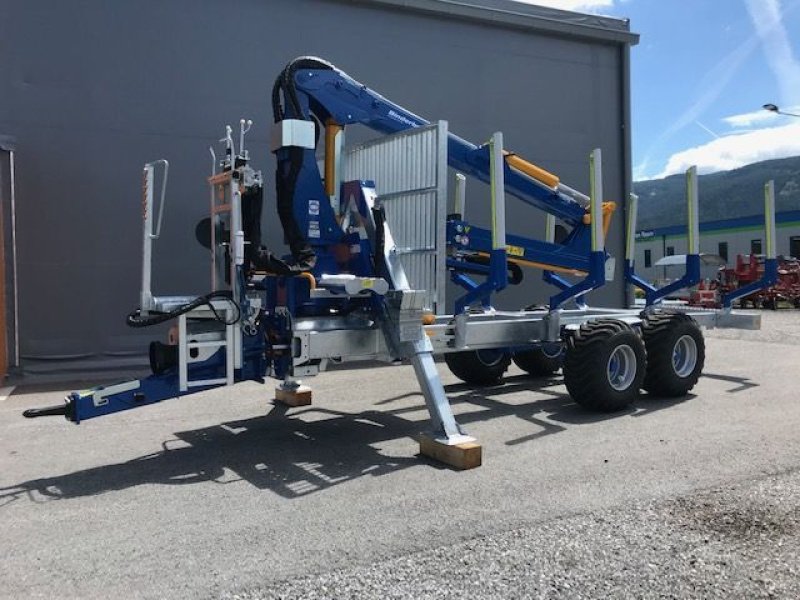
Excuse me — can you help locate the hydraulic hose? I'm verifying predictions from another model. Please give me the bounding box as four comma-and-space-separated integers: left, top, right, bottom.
126, 291, 240, 328
269, 57, 338, 273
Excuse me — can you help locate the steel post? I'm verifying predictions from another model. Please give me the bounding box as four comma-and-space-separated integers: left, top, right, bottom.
407, 336, 474, 444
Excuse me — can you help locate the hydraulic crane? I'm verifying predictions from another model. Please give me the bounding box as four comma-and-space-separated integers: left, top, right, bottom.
262, 57, 611, 313
23, 57, 775, 469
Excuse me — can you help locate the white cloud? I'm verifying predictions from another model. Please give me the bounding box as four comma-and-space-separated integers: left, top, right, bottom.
639, 0, 800, 179
654, 121, 800, 179
511, 0, 614, 12
722, 108, 783, 128
635, 31, 763, 179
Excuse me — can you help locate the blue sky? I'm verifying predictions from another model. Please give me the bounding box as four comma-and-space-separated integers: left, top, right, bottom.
518, 0, 800, 180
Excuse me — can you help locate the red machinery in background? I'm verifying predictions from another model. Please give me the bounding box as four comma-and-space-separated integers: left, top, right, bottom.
690, 255, 800, 309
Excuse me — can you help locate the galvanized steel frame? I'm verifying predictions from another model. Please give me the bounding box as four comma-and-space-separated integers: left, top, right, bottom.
291, 307, 761, 368
344, 122, 449, 314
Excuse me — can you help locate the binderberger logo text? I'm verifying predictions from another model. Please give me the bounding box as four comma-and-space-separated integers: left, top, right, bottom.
388, 110, 419, 128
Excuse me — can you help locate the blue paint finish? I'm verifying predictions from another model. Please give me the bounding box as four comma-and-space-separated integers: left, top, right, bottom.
489, 247, 509, 293
276, 92, 342, 252
626, 219, 705, 304
450, 249, 509, 313
448, 213, 601, 310
68, 352, 232, 422
626, 252, 701, 307
53, 60, 621, 425
288, 149, 341, 247
549, 250, 607, 310
722, 257, 779, 308
270, 175, 382, 281
447, 208, 601, 310
624, 260, 658, 298
65, 313, 272, 423
457, 225, 593, 272
457, 142, 586, 225
642, 253, 701, 306
543, 270, 587, 309
285, 63, 612, 313
293, 68, 588, 226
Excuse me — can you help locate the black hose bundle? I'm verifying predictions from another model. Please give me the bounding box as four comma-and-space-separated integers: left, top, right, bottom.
272, 56, 335, 123
266, 57, 339, 274
126, 291, 240, 328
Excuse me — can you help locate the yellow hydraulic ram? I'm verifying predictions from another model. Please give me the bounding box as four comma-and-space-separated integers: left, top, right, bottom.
499, 150, 616, 273
324, 118, 343, 198
583, 201, 617, 238
504, 152, 560, 189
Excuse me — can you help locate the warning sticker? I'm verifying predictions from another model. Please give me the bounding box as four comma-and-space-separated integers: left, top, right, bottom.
308, 221, 320, 238
308, 200, 320, 216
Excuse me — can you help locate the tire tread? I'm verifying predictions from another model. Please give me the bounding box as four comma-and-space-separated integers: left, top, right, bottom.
641, 310, 705, 397
563, 319, 646, 412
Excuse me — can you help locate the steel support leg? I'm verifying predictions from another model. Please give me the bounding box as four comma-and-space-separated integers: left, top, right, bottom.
406, 337, 474, 445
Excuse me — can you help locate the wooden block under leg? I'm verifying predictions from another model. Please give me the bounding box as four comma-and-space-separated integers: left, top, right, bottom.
419, 434, 482, 470
274, 384, 312, 407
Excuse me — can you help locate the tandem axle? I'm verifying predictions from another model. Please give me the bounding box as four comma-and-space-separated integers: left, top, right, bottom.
23, 58, 775, 470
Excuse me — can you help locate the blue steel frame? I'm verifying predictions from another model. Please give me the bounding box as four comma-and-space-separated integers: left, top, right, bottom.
289, 66, 606, 311
66, 309, 268, 423
626, 174, 779, 308
543, 271, 587, 309
721, 258, 779, 308
49, 61, 614, 424
446, 218, 599, 310
721, 182, 781, 308
548, 251, 606, 309
626, 255, 702, 307
625, 172, 703, 307
451, 222, 595, 273
292, 68, 587, 225
448, 248, 509, 314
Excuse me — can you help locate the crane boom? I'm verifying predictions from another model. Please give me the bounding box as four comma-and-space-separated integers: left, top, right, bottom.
268, 57, 596, 275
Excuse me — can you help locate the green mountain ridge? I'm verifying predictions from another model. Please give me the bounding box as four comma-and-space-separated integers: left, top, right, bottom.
634, 156, 800, 231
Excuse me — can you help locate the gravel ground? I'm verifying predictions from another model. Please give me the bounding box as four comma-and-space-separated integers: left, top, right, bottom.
705, 309, 800, 345
229, 468, 800, 600
4, 310, 800, 599
230, 310, 800, 600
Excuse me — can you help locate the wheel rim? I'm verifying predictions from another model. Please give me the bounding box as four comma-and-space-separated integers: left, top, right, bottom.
606, 344, 637, 391
541, 343, 563, 359
672, 334, 698, 378
476, 349, 505, 367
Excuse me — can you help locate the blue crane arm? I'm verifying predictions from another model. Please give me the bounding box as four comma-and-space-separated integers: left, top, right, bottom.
289, 65, 587, 226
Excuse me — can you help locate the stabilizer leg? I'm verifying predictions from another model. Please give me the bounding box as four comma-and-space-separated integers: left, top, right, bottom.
407, 338, 482, 469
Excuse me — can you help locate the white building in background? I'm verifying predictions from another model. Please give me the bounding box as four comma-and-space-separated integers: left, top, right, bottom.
634, 210, 800, 281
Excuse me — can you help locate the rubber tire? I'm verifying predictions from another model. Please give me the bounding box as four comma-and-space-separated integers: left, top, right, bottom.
641, 311, 705, 398
444, 349, 511, 385
563, 319, 646, 412
513, 345, 563, 376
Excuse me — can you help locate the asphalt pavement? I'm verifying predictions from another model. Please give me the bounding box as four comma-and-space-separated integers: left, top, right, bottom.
2, 312, 800, 599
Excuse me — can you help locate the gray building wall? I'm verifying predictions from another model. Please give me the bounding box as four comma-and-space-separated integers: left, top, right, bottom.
0, 0, 636, 377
